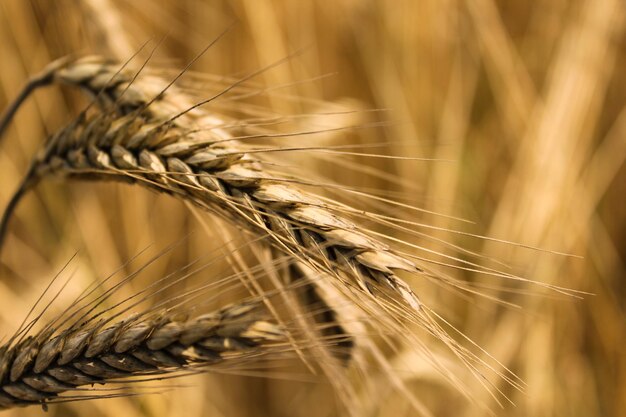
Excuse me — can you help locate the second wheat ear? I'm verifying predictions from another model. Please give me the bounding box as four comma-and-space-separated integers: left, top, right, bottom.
0, 300, 286, 410
0, 56, 422, 313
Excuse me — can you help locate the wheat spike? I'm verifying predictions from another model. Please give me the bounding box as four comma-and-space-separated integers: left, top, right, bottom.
0, 56, 529, 414
15, 56, 421, 313
0, 56, 427, 410
0, 300, 284, 410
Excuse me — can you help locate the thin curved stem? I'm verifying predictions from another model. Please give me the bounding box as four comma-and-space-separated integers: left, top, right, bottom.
0, 163, 37, 252
0, 57, 71, 144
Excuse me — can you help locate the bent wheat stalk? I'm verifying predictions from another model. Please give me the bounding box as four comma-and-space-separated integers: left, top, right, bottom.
0, 56, 529, 412
2, 56, 420, 314
0, 301, 284, 410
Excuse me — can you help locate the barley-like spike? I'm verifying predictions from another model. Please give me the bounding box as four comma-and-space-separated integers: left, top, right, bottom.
0, 301, 284, 410
32, 56, 422, 312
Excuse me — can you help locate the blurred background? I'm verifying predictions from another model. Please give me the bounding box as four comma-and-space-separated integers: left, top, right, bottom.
0, 0, 624, 416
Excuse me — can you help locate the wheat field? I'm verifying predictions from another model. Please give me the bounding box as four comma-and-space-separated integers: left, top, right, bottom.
0, 1, 624, 416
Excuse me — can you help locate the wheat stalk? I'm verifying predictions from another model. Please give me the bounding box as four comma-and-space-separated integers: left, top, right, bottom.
0, 55, 526, 401
0, 56, 390, 408
0, 55, 534, 414
1, 56, 502, 414
4, 56, 420, 314
0, 300, 285, 410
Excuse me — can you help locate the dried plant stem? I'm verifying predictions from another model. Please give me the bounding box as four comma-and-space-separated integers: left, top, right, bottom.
0, 57, 72, 144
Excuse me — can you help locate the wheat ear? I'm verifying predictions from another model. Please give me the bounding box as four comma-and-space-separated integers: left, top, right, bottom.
0, 56, 369, 369
0, 56, 523, 413
0, 301, 284, 410
7, 56, 421, 313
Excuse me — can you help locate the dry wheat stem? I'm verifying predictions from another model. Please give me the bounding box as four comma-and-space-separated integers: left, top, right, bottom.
0, 300, 285, 410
